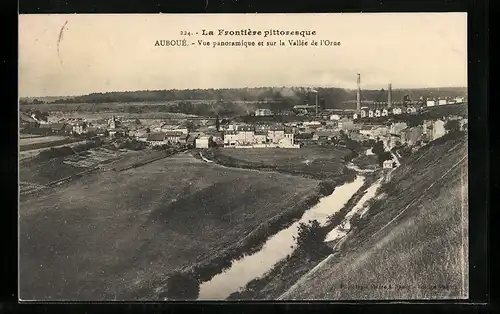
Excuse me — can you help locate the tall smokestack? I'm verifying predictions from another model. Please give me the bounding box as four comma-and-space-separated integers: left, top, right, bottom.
356, 73, 361, 112
315, 92, 319, 117
388, 83, 392, 108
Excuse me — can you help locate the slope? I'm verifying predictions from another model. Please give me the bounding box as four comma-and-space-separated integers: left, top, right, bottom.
281, 133, 468, 300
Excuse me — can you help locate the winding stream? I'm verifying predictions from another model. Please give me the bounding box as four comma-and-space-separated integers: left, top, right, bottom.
325, 177, 383, 242
198, 175, 366, 300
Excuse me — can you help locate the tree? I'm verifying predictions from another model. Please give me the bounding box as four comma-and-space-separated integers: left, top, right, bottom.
293, 219, 330, 257
377, 151, 393, 166
444, 119, 460, 134
372, 140, 384, 156
215, 115, 220, 131
160, 272, 200, 300
135, 118, 141, 125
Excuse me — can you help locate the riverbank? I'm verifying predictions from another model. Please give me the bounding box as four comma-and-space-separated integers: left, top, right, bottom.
153, 149, 358, 299
156, 168, 358, 297
225, 172, 382, 300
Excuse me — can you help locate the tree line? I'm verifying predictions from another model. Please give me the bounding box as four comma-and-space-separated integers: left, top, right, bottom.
20, 87, 466, 110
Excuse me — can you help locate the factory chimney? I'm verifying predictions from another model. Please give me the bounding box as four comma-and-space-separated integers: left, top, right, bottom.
356, 73, 361, 112
315, 91, 319, 117
388, 83, 392, 108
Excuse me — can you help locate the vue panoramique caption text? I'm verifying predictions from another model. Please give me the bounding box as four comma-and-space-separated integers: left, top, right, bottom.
154, 29, 341, 48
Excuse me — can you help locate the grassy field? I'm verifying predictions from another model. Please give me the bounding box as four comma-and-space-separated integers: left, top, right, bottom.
20, 157, 87, 186
352, 154, 379, 170
20, 136, 69, 146
205, 147, 352, 180
281, 133, 468, 299
19, 153, 322, 300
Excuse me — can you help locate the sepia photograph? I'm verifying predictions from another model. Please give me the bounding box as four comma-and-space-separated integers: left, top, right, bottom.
18, 13, 468, 301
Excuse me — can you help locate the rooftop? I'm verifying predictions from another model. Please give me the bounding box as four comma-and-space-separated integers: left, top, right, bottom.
147, 132, 166, 141
238, 126, 255, 132
165, 131, 183, 136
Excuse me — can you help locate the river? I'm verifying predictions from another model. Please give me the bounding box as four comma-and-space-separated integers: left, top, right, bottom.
325, 177, 383, 242
198, 175, 366, 300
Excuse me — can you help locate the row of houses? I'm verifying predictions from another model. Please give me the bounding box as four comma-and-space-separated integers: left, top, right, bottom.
354, 106, 418, 120
426, 96, 465, 107
140, 124, 300, 148
223, 125, 298, 148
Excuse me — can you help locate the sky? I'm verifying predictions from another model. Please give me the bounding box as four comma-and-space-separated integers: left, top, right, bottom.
19, 13, 467, 97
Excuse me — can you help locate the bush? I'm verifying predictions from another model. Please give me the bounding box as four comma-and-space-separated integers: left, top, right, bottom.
293, 220, 331, 257
444, 119, 460, 134
160, 272, 200, 300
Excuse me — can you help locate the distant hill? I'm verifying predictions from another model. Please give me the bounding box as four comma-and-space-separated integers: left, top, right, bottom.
20, 86, 467, 112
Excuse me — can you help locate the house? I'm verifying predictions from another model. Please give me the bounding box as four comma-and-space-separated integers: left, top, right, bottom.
72, 122, 87, 135
406, 106, 417, 114
432, 119, 446, 141
438, 99, 447, 106
338, 118, 355, 131
110, 127, 128, 138
254, 131, 268, 144
224, 130, 239, 146
165, 131, 183, 143
368, 110, 374, 118
313, 131, 339, 141
382, 108, 389, 116
147, 132, 167, 146
383, 160, 394, 169
237, 125, 255, 145
179, 133, 190, 144
390, 122, 408, 135
400, 126, 423, 146
19, 112, 39, 130
129, 129, 149, 139
195, 136, 212, 148
392, 107, 403, 115
225, 124, 238, 131
255, 108, 273, 116
360, 107, 368, 118
353, 113, 359, 120
20, 112, 37, 124
267, 125, 285, 144
374, 109, 382, 117
278, 129, 299, 148
302, 121, 322, 133
426, 100, 436, 107
40, 123, 69, 134
159, 124, 189, 134
330, 114, 341, 121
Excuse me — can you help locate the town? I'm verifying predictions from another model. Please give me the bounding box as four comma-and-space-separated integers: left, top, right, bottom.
18, 13, 471, 303
19, 81, 469, 301
20, 74, 467, 171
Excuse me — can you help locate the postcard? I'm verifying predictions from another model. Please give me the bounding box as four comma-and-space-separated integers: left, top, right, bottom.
18, 13, 468, 301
